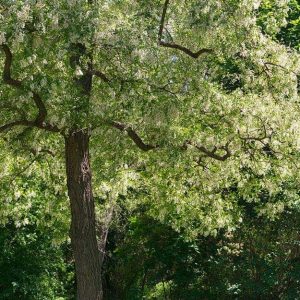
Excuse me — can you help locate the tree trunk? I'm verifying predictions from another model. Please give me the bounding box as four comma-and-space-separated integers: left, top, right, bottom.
65, 130, 103, 300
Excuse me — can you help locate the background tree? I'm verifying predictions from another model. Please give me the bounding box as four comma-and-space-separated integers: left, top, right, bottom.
102, 203, 300, 299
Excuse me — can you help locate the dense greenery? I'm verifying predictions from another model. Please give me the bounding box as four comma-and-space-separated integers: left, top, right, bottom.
0, 222, 74, 299
104, 209, 300, 299
2, 196, 300, 299
0, 0, 300, 299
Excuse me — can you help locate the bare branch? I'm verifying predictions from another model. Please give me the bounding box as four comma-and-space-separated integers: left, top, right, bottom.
0, 150, 55, 184
149, 82, 179, 98
185, 140, 232, 161
159, 41, 213, 58
5, 157, 38, 182
1, 45, 49, 125
109, 120, 232, 161
238, 125, 278, 158
158, 0, 213, 58
0, 120, 34, 133
1, 44, 22, 87
32, 92, 47, 124
0, 119, 60, 133
109, 121, 158, 151
158, 0, 170, 42
91, 70, 110, 83
0, 44, 60, 133
97, 203, 115, 262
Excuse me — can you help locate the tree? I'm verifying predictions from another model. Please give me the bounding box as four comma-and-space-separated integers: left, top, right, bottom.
0, 0, 299, 299
103, 207, 300, 299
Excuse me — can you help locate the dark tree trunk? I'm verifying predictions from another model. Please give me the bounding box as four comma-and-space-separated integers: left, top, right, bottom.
65, 130, 103, 300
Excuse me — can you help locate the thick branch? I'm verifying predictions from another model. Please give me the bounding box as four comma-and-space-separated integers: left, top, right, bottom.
32, 92, 47, 123
0, 119, 60, 133
109, 121, 157, 151
159, 41, 213, 58
158, 0, 213, 58
1, 44, 47, 124
1, 44, 22, 87
109, 120, 231, 161
0, 120, 34, 133
158, 0, 170, 42
91, 70, 110, 83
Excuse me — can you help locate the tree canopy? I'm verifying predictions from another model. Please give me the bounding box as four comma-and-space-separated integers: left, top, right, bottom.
0, 0, 300, 299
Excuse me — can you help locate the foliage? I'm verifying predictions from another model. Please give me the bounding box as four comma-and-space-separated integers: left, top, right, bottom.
104, 207, 300, 299
0, 148, 72, 299
0, 0, 300, 298
0, 222, 74, 300
258, 0, 300, 50
0, 0, 300, 237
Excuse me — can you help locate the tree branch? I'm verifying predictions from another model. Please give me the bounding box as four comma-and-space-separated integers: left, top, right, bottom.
158, 0, 213, 58
238, 122, 272, 145
109, 121, 158, 151
1, 44, 22, 87
264, 61, 298, 76
109, 120, 232, 161
91, 70, 110, 83
184, 140, 232, 161
1, 44, 48, 125
0, 44, 60, 133
0, 119, 60, 133
238, 126, 277, 157
0, 120, 34, 133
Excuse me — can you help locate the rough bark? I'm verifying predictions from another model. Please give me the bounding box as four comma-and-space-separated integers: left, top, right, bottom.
65, 130, 103, 300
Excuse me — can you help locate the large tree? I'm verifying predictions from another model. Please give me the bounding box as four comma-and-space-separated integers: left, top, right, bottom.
1, 0, 300, 299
